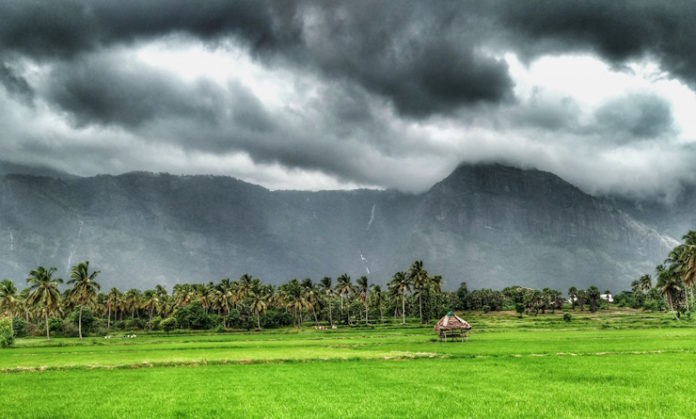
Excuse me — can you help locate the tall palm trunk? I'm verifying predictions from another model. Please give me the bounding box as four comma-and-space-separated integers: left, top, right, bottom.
365, 301, 369, 325
311, 305, 319, 327
418, 294, 423, 323
255, 309, 261, 330
45, 311, 50, 340
328, 299, 333, 327
401, 293, 406, 325
78, 305, 83, 339
107, 304, 111, 330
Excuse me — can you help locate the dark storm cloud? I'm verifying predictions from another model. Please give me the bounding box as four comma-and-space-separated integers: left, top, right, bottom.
594, 94, 674, 141
503, 92, 675, 143
497, 1, 696, 86
0, 0, 300, 58
45, 55, 226, 127
0, 0, 513, 118
3, 1, 696, 119
0, 63, 33, 103
0, 0, 695, 196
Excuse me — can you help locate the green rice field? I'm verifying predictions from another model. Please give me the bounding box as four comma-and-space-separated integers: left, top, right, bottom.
2, 310, 696, 418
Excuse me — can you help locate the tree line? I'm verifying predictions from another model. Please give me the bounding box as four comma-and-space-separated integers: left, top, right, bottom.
613, 230, 696, 317
1, 230, 695, 341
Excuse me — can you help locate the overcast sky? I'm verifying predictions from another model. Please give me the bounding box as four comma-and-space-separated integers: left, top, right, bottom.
1, 0, 696, 198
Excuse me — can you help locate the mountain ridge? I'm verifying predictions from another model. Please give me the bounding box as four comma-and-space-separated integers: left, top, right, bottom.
0, 162, 682, 291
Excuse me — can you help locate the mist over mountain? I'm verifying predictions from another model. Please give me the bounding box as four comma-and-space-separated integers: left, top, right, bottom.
0, 162, 681, 292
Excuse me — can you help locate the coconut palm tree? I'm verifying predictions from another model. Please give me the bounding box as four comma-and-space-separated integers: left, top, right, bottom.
124, 289, 141, 319
389, 271, 411, 325
665, 245, 689, 311
679, 232, 696, 309
301, 278, 320, 327
319, 277, 334, 327
357, 276, 369, 324
639, 274, 652, 292
657, 264, 683, 314
282, 279, 306, 327
568, 286, 578, 310
408, 260, 429, 323
371, 284, 384, 323
26, 266, 63, 339
0, 279, 18, 334
106, 288, 121, 330
336, 274, 354, 325
67, 261, 100, 339
218, 278, 235, 328
248, 280, 269, 330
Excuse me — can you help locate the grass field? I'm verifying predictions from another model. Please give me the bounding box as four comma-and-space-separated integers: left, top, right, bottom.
2, 310, 696, 418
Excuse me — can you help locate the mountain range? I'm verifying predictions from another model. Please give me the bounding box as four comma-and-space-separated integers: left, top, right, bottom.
0, 160, 691, 292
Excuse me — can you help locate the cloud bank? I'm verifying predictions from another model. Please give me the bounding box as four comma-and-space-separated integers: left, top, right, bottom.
1, 0, 695, 197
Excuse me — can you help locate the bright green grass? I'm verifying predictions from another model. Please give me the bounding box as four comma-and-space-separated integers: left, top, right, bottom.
2, 310, 696, 417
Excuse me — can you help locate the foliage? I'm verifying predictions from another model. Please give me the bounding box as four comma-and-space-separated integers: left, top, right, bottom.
174, 301, 212, 330
563, 313, 572, 322
11, 318, 27, 337
160, 317, 177, 334
48, 317, 64, 333
0, 317, 13, 348
69, 308, 95, 332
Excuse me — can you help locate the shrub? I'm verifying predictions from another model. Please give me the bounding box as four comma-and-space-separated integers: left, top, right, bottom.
62, 320, 79, 337
12, 318, 27, 337
214, 324, 225, 333
514, 303, 525, 318
261, 309, 293, 328
482, 305, 491, 313
160, 317, 177, 334
174, 301, 211, 329
149, 316, 162, 331
563, 313, 572, 323
49, 317, 64, 333
0, 318, 13, 348
225, 309, 241, 327
69, 307, 95, 332
124, 318, 145, 330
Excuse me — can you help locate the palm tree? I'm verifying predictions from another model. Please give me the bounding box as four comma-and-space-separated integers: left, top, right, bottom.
282, 279, 306, 328
26, 266, 63, 339
665, 245, 689, 311
301, 278, 320, 327
568, 286, 578, 310
248, 280, 269, 330
218, 279, 235, 328
106, 288, 121, 330
657, 264, 682, 314
371, 284, 384, 323
639, 274, 653, 293
336, 274, 353, 325
389, 271, 411, 325
67, 261, 100, 339
319, 277, 334, 327
408, 260, 429, 323
357, 276, 369, 324
124, 289, 141, 319
0, 279, 18, 334
679, 232, 696, 309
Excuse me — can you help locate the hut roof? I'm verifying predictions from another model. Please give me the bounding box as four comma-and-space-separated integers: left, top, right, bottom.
434, 311, 472, 332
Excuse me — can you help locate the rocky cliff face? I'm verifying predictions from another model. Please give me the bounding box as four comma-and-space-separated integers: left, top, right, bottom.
0, 163, 680, 291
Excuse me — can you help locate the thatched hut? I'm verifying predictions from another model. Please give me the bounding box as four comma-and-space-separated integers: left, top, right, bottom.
434, 311, 471, 341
